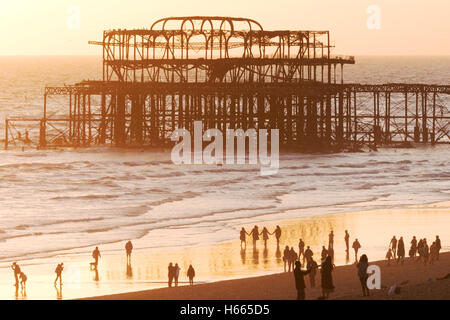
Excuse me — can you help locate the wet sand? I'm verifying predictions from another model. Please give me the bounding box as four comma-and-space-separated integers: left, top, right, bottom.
0, 202, 448, 300
84, 252, 450, 300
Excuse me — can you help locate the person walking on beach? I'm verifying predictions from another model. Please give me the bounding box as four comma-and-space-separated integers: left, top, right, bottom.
273, 226, 282, 247
168, 263, 174, 287
283, 246, 290, 272
293, 261, 312, 300
260, 227, 270, 248
352, 239, 361, 261
125, 241, 133, 263
411, 236, 418, 258
92, 247, 101, 269
11, 262, 21, 287
390, 236, 398, 259
240, 228, 247, 249
344, 230, 350, 252
321, 246, 328, 262
304, 246, 313, 264
298, 238, 305, 263
289, 247, 298, 272
250, 225, 260, 247
174, 263, 180, 286
20, 272, 27, 290
356, 254, 370, 297
386, 248, 393, 266
435, 235, 441, 260
54, 263, 64, 286
306, 258, 318, 288
422, 239, 429, 265
320, 256, 334, 299
328, 231, 334, 249
397, 237, 405, 265
187, 264, 195, 285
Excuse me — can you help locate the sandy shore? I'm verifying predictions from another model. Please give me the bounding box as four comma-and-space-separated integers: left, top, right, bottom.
1, 202, 448, 300
85, 252, 450, 300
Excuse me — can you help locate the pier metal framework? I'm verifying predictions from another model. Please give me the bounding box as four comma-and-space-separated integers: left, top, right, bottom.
4, 17, 450, 150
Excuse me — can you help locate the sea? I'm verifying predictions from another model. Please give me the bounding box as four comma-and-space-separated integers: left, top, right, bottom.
0, 56, 449, 264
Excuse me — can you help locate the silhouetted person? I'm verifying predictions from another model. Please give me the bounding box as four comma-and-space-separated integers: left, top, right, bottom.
11, 262, 21, 287
293, 261, 311, 300
397, 237, 405, 265
328, 246, 334, 264
174, 263, 180, 287
344, 230, 350, 252
430, 242, 437, 265
422, 239, 429, 265
352, 239, 361, 261
411, 236, 417, 258
240, 228, 247, 249
273, 226, 282, 247
417, 238, 424, 262
321, 246, 328, 262
283, 246, 290, 272
54, 263, 64, 286
187, 264, 195, 285
260, 227, 270, 248
168, 263, 174, 287
435, 235, 441, 260
357, 254, 370, 297
304, 246, 313, 264
298, 238, 305, 263
92, 247, 101, 269
328, 230, 334, 249
289, 247, 298, 272
20, 272, 27, 290
249, 225, 260, 247
390, 236, 398, 259
125, 241, 133, 263
386, 248, 393, 266
306, 258, 318, 288
320, 256, 334, 299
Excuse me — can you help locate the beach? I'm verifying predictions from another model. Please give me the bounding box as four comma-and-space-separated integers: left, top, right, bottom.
0, 202, 448, 300
84, 252, 450, 300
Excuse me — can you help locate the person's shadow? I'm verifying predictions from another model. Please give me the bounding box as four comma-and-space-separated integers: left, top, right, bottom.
263, 247, 269, 264
252, 247, 259, 265
126, 261, 133, 279
345, 250, 350, 264
93, 267, 100, 282
275, 245, 281, 263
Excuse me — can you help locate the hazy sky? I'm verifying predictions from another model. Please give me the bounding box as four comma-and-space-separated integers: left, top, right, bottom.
0, 0, 449, 55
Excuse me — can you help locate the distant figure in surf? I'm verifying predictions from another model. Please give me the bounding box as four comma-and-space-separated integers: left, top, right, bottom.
187, 264, 195, 285
174, 263, 180, 287
435, 235, 441, 260
397, 237, 405, 265
54, 263, 64, 286
298, 238, 305, 263
125, 241, 133, 263
390, 236, 398, 259
260, 227, 270, 248
304, 246, 313, 264
249, 225, 260, 247
91, 247, 101, 269
11, 262, 21, 287
168, 263, 174, 287
19, 272, 27, 290
328, 231, 334, 249
240, 228, 247, 249
272, 226, 282, 247
344, 230, 350, 252
321, 246, 328, 262
352, 239, 361, 261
